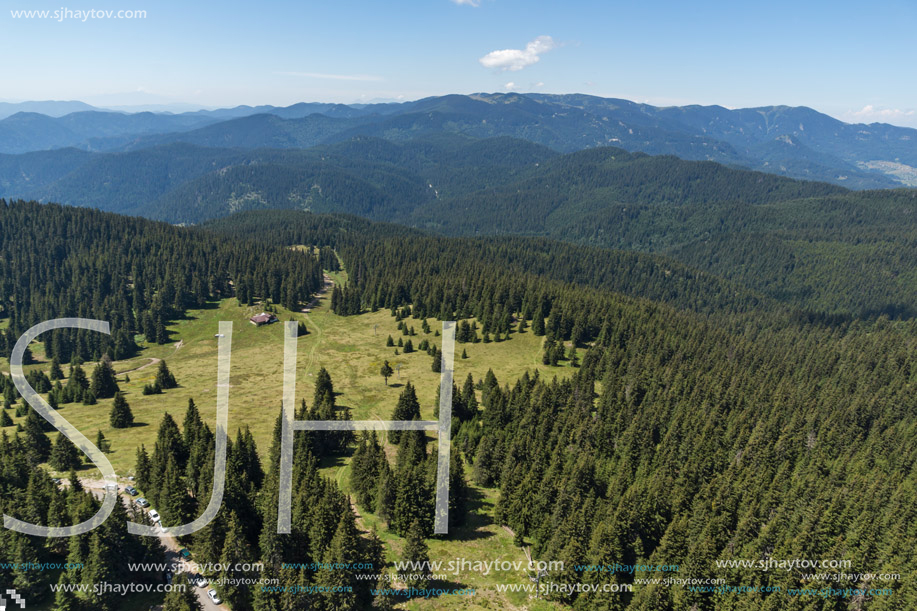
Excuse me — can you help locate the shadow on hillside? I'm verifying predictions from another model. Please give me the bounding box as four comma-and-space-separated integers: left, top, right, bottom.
441, 485, 493, 542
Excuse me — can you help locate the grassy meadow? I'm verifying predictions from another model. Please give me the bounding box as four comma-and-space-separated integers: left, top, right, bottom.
0, 281, 578, 609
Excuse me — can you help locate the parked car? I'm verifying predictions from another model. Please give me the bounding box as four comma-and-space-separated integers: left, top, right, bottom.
208, 589, 222, 604
195, 575, 209, 588
148, 509, 160, 522
179, 548, 191, 559
135, 497, 150, 508
125, 486, 138, 496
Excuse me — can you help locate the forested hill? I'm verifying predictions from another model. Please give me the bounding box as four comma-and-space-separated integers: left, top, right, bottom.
4, 132, 915, 319
0, 135, 849, 226
203, 210, 775, 319
205, 206, 917, 611
4, 201, 917, 610
0, 200, 323, 362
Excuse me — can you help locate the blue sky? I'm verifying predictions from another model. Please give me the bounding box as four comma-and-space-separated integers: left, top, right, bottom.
2, 0, 916, 126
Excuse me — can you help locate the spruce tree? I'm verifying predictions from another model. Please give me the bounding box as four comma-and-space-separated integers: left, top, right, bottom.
160, 455, 193, 527
0, 409, 11, 427
69, 467, 83, 493
219, 511, 254, 610
49, 356, 64, 381
53, 572, 81, 611
162, 572, 203, 610
388, 382, 421, 444
96, 430, 107, 453
23, 410, 51, 465
50, 432, 82, 471
402, 519, 431, 590
313, 366, 334, 409
90, 359, 119, 399
135, 444, 152, 491
155, 359, 178, 389
431, 347, 442, 373
109, 392, 134, 428
316, 513, 361, 610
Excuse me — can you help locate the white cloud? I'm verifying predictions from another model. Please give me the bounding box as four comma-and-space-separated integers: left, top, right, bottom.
534, 82, 545, 88
479, 35, 557, 72
451, 0, 481, 5
850, 105, 915, 122
276, 71, 383, 82
504, 82, 516, 91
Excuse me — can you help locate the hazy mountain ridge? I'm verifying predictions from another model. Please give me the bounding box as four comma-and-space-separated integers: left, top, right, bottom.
0, 93, 912, 188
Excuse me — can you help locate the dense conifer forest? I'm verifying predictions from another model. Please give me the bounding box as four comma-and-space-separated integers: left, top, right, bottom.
2, 200, 917, 610
0, 200, 323, 362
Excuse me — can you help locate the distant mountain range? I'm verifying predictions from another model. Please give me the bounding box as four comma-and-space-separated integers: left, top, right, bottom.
0, 93, 915, 188
0, 133, 852, 229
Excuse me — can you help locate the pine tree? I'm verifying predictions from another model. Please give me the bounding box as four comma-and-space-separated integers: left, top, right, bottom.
162, 572, 203, 610
109, 392, 134, 428
532, 310, 546, 336
0, 410, 12, 427
388, 382, 421, 444
313, 366, 334, 409
219, 511, 254, 610
449, 452, 468, 527
316, 513, 361, 610
49, 356, 64, 381
96, 430, 107, 453
69, 467, 83, 493
23, 410, 51, 465
50, 432, 82, 471
160, 455, 193, 527
52, 572, 81, 611
66, 361, 89, 400
135, 444, 152, 491
90, 358, 119, 399
402, 519, 431, 590
155, 359, 178, 389
84, 531, 116, 610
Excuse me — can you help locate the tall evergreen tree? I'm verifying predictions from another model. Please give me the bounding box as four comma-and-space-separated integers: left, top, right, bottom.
23, 410, 51, 465
90, 359, 119, 399
155, 359, 178, 389
388, 382, 421, 444
162, 572, 203, 611
50, 433, 82, 471
109, 392, 134, 428
402, 519, 432, 590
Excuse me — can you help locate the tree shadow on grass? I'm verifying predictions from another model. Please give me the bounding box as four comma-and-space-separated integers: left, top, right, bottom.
439, 485, 494, 542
